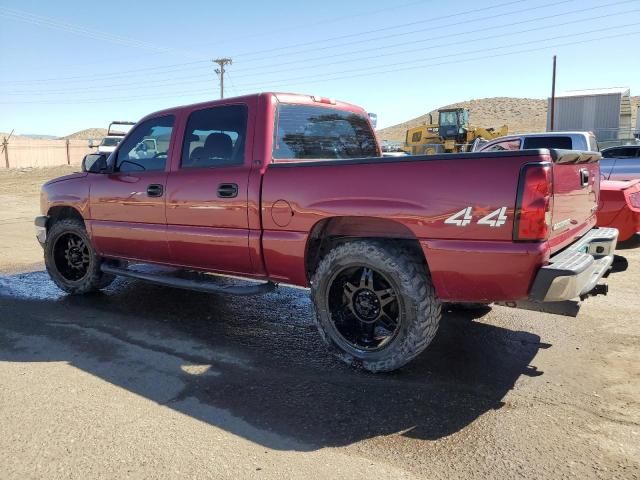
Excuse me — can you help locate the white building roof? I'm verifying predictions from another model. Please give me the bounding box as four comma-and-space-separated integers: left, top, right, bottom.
555, 87, 630, 98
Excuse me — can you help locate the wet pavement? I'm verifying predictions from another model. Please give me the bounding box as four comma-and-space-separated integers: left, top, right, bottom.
0, 271, 542, 449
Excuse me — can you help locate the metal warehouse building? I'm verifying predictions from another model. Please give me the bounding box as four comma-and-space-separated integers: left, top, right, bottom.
547, 87, 633, 144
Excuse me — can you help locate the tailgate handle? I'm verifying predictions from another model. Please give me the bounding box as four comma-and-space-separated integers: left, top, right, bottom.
579, 169, 590, 187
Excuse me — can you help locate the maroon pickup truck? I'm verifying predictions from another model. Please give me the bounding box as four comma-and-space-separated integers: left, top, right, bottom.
36, 92, 618, 372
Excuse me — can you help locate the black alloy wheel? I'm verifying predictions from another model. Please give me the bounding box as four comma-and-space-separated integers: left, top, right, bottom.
52, 232, 91, 281
326, 265, 402, 352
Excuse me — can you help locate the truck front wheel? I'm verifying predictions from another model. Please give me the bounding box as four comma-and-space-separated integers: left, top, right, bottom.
45, 218, 115, 294
311, 241, 441, 372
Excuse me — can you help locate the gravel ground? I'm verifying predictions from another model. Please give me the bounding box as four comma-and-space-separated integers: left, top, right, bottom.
0, 167, 638, 479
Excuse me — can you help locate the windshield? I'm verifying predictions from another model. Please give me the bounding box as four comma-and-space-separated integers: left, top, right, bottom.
100, 137, 122, 147
273, 104, 378, 160
439, 111, 458, 126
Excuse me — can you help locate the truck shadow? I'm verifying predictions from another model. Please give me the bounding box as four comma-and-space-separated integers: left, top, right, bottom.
0, 272, 546, 451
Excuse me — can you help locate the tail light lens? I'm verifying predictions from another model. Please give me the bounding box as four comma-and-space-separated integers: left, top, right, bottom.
514, 164, 553, 241
627, 191, 640, 210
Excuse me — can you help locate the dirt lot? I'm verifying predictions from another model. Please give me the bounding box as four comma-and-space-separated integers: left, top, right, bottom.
0, 167, 638, 479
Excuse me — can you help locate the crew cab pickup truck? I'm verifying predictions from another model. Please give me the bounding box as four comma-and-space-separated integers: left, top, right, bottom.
36, 93, 618, 372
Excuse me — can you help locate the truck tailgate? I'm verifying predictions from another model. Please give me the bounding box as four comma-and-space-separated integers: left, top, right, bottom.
547, 150, 600, 253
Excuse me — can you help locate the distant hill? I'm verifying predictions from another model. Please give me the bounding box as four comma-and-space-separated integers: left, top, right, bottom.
0, 132, 22, 139
378, 96, 640, 143
0, 133, 57, 140
21, 134, 58, 140
2, 129, 108, 141
62, 128, 108, 141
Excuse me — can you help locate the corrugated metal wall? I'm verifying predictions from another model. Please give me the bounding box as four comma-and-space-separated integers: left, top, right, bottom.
547, 93, 622, 141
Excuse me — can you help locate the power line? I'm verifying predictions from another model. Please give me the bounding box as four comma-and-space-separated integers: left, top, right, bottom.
230, 0, 637, 75
203, 0, 436, 47
0, 6, 204, 59
230, 29, 640, 95
3, 0, 633, 95
218, 23, 640, 90
4, 18, 637, 98
1, 29, 637, 105
0, 0, 562, 86
0, 60, 211, 85
226, 0, 558, 59
2, 0, 436, 79
1, 0, 634, 94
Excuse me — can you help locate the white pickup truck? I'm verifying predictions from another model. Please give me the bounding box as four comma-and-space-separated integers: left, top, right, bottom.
92, 121, 136, 154
472, 131, 599, 153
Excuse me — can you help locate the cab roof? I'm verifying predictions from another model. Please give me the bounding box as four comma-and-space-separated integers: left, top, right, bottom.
139, 92, 368, 122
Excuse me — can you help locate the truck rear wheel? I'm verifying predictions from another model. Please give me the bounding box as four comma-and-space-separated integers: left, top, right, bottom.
311, 241, 441, 372
45, 218, 115, 294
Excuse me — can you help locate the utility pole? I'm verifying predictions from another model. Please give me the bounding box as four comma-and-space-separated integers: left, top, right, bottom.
212, 58, 232, 99
549, 55, 557, 131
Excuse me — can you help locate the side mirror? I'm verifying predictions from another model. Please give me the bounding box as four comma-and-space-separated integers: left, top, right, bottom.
88, 138, 94, 148
82, 153, 108, 173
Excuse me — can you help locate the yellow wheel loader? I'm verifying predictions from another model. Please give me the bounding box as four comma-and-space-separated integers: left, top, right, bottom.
403, 108, 508, 155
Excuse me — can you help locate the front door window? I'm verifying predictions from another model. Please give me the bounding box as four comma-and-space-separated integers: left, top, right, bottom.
115, 116, 175, 173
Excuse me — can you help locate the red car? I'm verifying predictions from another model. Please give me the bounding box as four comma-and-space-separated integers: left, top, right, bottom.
35, 93, 617, 372
598, 179, 640, 241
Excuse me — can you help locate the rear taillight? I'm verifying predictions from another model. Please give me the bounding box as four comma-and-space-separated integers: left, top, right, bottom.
514, 164, 553, 241
628, 191, 640, 209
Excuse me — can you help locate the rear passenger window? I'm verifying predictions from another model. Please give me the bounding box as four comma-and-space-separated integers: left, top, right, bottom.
181, 105, 247, 168
602, 148, 622, 158
523, 136, 572, 150
603, 147, 637, 158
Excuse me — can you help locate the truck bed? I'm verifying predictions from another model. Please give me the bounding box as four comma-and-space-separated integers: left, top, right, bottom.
260, 149, 599, 301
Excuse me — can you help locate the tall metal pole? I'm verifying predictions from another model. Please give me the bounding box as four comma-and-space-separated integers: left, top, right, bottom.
212, 58, 232, 99
550, 55, 557, 131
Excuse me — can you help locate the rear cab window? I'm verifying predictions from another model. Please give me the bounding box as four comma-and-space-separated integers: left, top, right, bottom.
273, 104, 378, 160
522, 136, 573, 150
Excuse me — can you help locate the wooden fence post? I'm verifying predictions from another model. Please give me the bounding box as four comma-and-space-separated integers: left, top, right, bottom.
1, 137, 8, 169
65, 139, 71, 165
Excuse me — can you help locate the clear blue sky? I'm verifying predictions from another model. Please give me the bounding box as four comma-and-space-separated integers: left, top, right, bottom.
0, 0, 638, 136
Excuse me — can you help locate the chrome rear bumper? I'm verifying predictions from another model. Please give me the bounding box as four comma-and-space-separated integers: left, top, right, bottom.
529, 227, 618, 302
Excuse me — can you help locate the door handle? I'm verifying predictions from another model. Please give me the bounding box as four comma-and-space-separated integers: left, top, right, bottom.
147, 184, 164, 197
217, 183, 238, 198
579, 169, 590, 187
